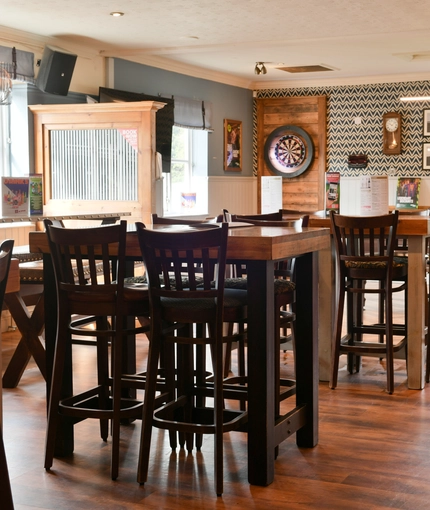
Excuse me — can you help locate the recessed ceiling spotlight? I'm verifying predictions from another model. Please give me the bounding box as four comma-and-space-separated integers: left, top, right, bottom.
110, 12, 124, 17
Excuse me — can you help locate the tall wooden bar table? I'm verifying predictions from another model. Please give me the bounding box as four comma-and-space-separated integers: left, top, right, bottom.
29, 223, 330, 487
310, 214, 430, 390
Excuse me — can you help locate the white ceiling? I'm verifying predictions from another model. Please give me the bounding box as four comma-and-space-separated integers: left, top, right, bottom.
2, 0, 430, 89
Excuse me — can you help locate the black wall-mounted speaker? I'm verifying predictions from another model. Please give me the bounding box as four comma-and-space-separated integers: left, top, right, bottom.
36, 47, 77, 96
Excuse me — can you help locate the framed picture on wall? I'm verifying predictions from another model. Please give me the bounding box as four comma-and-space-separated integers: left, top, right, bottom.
224, 119, 242, 171
423, 143, 430, 169
424, 109, 430, 136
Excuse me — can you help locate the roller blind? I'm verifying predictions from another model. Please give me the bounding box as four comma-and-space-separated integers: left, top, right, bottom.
0, 46, 34, 82
169, 95, 213, 131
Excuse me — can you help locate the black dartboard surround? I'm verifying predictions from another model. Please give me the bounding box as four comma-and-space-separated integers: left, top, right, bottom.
264, 125, 314, 178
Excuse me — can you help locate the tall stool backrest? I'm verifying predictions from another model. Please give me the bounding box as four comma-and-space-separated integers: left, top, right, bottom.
135, 222, 247, 496
329, 209, 407, 394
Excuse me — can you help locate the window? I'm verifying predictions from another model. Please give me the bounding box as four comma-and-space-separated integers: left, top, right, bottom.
0, 83, 33, 179
163, 126, 208, 216
0, 103, 11, 176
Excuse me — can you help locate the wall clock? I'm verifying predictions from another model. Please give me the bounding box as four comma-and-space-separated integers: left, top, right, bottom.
264, 125, 314, 178
383, 112, 401, 155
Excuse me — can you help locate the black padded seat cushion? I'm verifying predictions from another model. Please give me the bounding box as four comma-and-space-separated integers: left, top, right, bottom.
224, 277, 295, 294
12, 245, 43, 263
125, 274, 204, 289
18, 260, 44, 283
19, 257, 106, 284
345, 259, 407, 269
160, 288, 247, 312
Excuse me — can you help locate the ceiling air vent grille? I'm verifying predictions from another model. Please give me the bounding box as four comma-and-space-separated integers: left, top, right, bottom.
277, 65, 334, 73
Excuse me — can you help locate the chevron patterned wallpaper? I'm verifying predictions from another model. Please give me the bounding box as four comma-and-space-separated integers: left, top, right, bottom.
254, 80, 430, 178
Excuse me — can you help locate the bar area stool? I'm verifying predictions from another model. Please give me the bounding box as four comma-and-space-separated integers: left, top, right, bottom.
43, 220, 150, 480
135, 222, 248, 496
330, 210, 408, 394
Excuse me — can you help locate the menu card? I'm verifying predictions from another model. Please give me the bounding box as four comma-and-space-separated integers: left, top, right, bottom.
359, 175, 388, 216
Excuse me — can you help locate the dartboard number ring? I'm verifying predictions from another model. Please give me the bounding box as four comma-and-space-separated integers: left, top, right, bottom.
264, 125, 314, 178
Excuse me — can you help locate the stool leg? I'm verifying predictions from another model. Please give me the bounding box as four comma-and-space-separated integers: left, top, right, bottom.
330, 277, 346, 389
385, 287, 395, 395
137, 326, 162, 484
96, 317, 109, 442
45, 309, 71, 470
213, 323, 224, 497
0, 426, 14, 510
110, 325, 122, 481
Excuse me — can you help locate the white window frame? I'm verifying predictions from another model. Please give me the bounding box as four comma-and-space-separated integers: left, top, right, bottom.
163, 126, 208, 217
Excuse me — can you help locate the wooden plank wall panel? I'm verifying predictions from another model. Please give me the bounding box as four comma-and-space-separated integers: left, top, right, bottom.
257, 96, 327, 212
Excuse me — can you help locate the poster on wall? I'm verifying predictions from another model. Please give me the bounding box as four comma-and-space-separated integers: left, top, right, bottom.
325, 172, 340, 212
224, 119, 242, 171
396, 177, 420, 209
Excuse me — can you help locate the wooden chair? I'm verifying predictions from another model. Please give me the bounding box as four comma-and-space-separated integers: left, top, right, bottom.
43, 220, 151, 480
151, 213, 248, 391
151, 213, 215, 225
281, 208, 327, 218
135, 222, 248, 496
232, 210, 283, 221
0, 239, 16, 510
329, 210, 407, 394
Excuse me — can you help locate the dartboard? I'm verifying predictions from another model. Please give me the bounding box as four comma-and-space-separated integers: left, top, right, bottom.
275, 135, 305, 168
264, 125, 314, 178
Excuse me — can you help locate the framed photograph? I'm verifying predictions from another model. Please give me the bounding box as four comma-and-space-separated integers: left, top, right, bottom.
424, 109, 430, 136
224, 119, 242, 171
423, 143, 430, 169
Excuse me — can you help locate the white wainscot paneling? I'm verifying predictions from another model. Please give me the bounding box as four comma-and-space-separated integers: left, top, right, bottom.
207, 176, 257, 217
339, 176, 430, 215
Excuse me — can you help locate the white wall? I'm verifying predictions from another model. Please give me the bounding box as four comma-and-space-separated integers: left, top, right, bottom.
207, 176, 257, 217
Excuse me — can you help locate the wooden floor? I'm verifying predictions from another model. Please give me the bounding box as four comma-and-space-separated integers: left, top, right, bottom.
2, 292, 430, 510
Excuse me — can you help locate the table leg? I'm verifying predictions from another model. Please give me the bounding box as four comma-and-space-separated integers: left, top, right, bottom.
2, 291, 46, 388
246, 259, 275, 486
318, 243, 334, 382
294, 251, 319, 447
406, 236, 426, 390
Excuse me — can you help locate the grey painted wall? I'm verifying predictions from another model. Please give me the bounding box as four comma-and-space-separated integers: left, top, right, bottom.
113, 59, 254, 177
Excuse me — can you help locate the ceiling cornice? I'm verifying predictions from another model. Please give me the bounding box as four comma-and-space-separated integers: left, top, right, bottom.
251, 72, 430, 91
0, 25, 103, 60
100, 52, 253, 90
